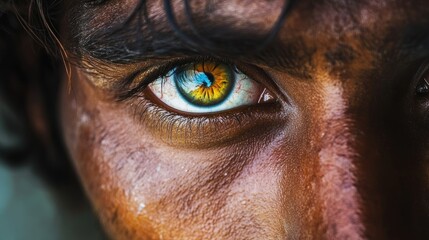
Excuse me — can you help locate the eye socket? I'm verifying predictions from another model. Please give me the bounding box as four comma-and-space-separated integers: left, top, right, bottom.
416, 77, 429, 95
147, 61, 275, 114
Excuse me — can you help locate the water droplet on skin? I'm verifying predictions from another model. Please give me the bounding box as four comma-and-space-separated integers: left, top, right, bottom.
79, 113, 90, 124
224, 172, 228, 176
137, 203, 146, 213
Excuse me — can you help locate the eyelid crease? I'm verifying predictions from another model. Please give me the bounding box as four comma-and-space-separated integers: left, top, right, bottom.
79, 54, 192, 92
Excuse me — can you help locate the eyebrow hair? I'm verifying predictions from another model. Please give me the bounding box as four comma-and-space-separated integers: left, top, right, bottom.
68, 1, 429, 82
72, 0, 295, 59
76, 30, 313, 77
67, 0, 314, 78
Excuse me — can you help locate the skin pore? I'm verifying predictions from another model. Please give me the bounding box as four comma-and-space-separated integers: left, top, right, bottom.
58, 0, 429, 239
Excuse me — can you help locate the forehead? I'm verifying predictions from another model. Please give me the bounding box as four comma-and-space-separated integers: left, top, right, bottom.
76, 0, 429, 32
68, 0, 429, 75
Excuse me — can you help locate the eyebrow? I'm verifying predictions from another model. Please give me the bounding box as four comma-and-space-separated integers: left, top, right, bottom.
68, 0, 312, 79
69, 1, 429, 82
78, 32, 313, 78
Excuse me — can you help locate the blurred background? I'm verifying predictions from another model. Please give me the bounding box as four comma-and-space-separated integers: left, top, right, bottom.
0, 2, 107, 239
0, 162, 106, 240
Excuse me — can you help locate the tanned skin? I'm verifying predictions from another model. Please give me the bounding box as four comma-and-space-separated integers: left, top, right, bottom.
59, 0, 429, 239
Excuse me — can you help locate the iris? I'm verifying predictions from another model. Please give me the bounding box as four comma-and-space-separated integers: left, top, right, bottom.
148, 60, 271, 114
174, 62, 235, 106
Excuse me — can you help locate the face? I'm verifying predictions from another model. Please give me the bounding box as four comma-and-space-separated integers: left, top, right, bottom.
59, 0, 429, 239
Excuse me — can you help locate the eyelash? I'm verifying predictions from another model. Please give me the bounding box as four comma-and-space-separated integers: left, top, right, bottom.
113, 57, 284, 146
114, 56, 236, 100
128, 91, 283, 148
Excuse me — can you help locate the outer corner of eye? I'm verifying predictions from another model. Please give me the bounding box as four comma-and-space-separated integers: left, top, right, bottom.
146, 61, 276, 114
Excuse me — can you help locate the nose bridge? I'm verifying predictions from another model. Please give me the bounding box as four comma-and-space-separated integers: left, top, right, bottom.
279, 72, 422, 238
317, 83, 366, 239
310, 76, 429, 239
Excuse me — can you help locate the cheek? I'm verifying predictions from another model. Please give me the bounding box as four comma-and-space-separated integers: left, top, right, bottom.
61, 70, 162, 238
59, 70, 291, 239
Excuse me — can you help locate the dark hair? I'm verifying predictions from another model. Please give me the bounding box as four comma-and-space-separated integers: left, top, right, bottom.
70, 0, 294, 65
0, 0, 294, 184
0, 0, 73, 186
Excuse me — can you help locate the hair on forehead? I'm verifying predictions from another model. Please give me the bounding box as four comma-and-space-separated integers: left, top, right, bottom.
19, 0, 295, 63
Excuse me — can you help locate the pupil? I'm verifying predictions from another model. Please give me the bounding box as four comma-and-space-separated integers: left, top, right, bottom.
202, 72, 215, 87
174, 63, 234, 107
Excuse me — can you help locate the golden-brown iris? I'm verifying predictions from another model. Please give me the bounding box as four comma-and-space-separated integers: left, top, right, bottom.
175, 62, 234, 106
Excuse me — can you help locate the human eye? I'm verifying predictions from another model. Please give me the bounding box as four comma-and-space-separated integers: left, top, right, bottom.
147, 60, 274, 114
409, 59, 429, 124
100, 57, 286, 148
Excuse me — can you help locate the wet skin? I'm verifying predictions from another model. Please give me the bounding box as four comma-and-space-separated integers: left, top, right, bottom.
60, 0, 429, 239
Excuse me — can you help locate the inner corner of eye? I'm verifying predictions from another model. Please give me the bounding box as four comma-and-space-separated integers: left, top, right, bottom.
257, 88, 276, 103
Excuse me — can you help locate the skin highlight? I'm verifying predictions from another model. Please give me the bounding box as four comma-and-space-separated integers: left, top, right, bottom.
55, 0, 429, 239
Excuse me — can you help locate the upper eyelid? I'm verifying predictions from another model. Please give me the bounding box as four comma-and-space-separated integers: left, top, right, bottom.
81, 54, 285, 106
111, 57, 245, 101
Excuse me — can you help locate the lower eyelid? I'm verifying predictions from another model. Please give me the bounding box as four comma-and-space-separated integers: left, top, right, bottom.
127, 94, 286, 149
